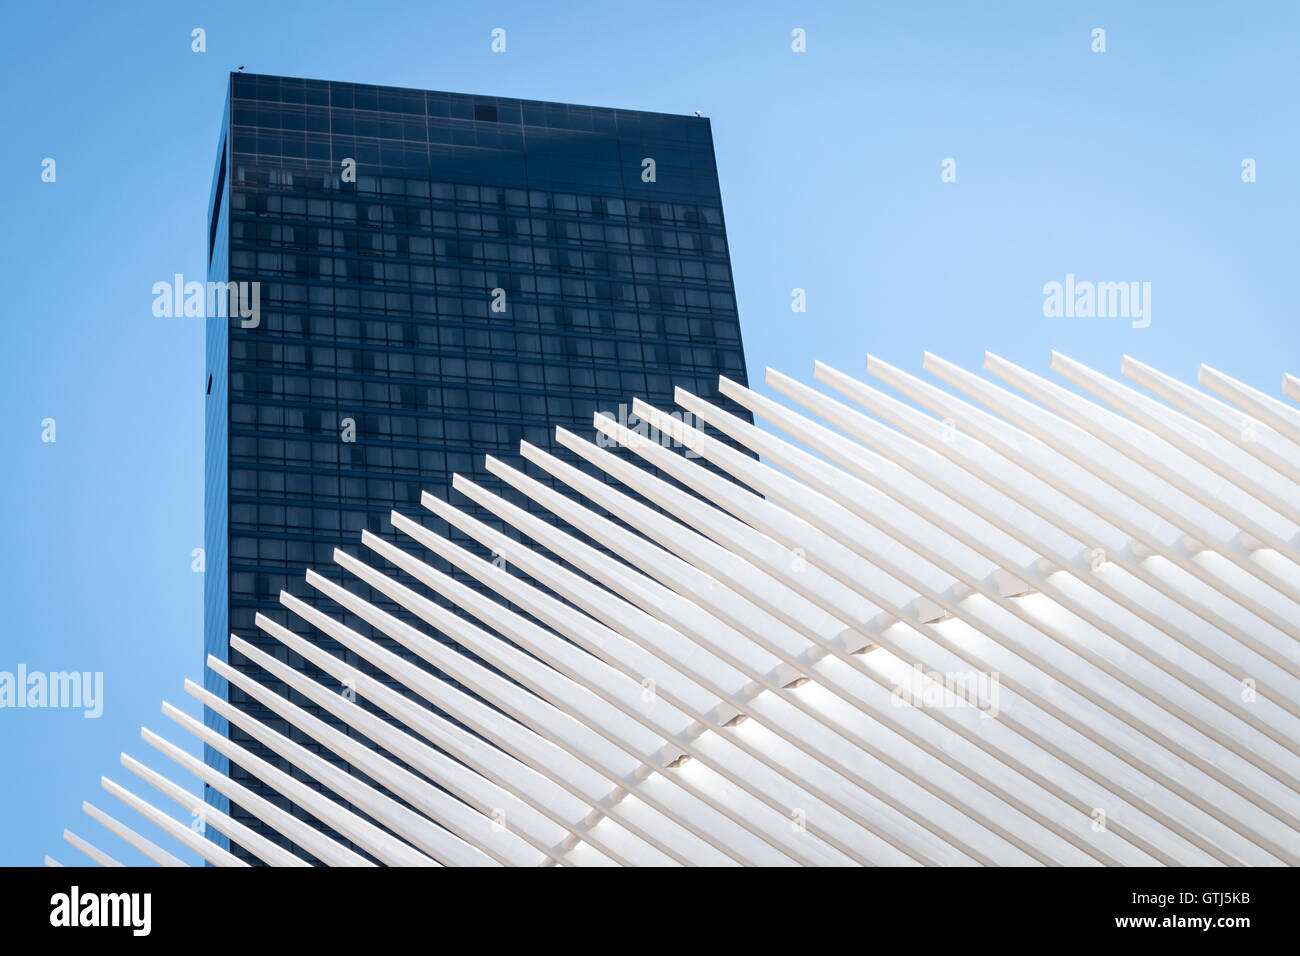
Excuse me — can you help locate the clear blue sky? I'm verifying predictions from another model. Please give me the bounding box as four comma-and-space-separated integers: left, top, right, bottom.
1, 0, 1295, 865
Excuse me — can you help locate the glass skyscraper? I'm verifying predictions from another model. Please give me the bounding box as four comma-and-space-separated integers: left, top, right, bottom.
204, 72, 751, 862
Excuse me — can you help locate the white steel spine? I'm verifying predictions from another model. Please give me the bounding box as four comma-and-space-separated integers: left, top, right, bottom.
47, 354, 1300, 867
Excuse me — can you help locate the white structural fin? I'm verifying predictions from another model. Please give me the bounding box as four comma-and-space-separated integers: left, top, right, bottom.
46, 355, 1300, 866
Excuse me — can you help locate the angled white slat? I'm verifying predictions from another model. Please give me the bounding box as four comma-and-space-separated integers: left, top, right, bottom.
1201, 363, 1300, 448
695, 378, 1300, 783
276, 591, 722, 865
438, 465, 1046, 865
177, 685, 438, 868
1122, 357, 1300, 485
46, 353, 1300, 868
1283, 373, 1300, 407
81, 801, 186, 867
809, 362, 1300, 690
63, 829, 122, 867
594, 405, 1294, 865
120, 753, 308, 866
862, 354, 1300, 644
328, 548, 822, 866
395, 495, 945, 865
1055, 353, 1300, 526
985, 352, 1300, 568
100, 778, 245, 867
765, 366, 1300, 713
523, 433, 1153, 865
249, 615, 631, 866
141, 725, 372, 867
202, 655, 502, 867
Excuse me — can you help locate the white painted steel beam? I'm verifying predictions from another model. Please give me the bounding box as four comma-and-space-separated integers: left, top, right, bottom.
46, 354, 1300, 866
81, 801, 187, 868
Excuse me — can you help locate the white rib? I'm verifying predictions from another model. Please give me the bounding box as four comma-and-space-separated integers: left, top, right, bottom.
47, 353, 1300, 866
209, 646, 516, 866
985, 353, 1300, 569
247, 615, 631, 866
1201, 363, 1300, 448
100, 779, 244, 867
1122, 356, 1300, 485
678, 383, 1300, 792
562, 419, 1217, 864
388, 497, 934, 865
1283, 373, 1300, 407
165, 695, 435, 867
609, 398, 1295, 865
471, 452, 1084, 863
1064, 354, 1300, 524
861, 355, 1300, 641
120, 753, 308, 866
142, 726, 370, 867
312, 557, 809, 866
276, 591, 722, 865
82, 801, 186, 867
62, 829, 121, 867
523, 432, 1150, 864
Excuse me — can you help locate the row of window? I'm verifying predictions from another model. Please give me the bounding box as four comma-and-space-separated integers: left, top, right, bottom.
233, 223, 731, 275
230, 499, 560, 536
231, 249, 733, 294
232, 537, 357, 568
227, 528, 531, 568
234, 96, 713, 142
228, 292, 741, 340
231, 83, 712, 140
231, 442, 484, 475
228, 349, 738, 392
232, 280, 737, 320
228, 396, 710, 455
230, 341, 736, 375
238, 222, 730, 274
227, 375, 728, 429
231, 469, 434, 501
226, 312, 739, 347
235, 169, 725, 226
230, 341, 736, 374
233, 250, 732, 290
228, 375, 735, 411
228, 460, 615, 510
240, 115, 684, 166
231, 138, 720, 200
233, 199, 729, 253
233, 261, 735, 312
233, 128, 716, 173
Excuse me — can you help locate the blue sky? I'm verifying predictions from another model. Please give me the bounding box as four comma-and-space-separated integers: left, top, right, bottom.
0, 0, 1295, 865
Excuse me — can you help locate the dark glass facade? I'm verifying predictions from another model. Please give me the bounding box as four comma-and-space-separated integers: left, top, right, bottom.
204, 73, 751, 862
